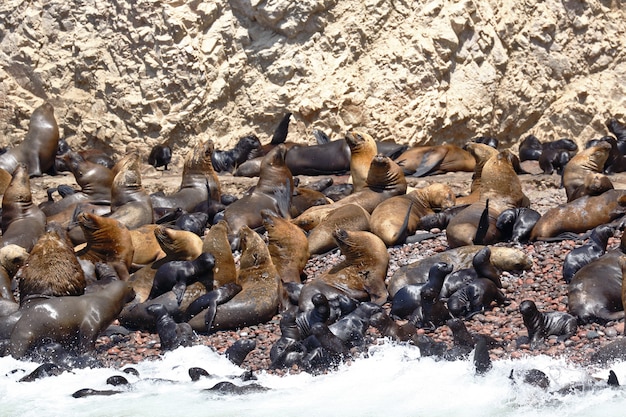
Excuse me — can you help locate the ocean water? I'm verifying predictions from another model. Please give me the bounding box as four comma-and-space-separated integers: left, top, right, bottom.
1, 341, 625, 417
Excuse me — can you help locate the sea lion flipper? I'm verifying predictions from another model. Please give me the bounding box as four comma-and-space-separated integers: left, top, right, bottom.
608, 370, 620, 387
410, 148, 447, 177
474, 199, 490, 245
270, 112, 292, 145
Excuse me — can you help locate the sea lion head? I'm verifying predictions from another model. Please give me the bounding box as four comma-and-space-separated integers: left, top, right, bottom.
3, 163, 32, 205
345, 130, 375, 152
586, 141, 612, 171
366, 154, 407, 192
239, 225, 272, 268
424, 183, 456, 210
184, 140, 216, 175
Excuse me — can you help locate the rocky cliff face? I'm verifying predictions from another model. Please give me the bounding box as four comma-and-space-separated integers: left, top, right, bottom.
1, 0, 625, 164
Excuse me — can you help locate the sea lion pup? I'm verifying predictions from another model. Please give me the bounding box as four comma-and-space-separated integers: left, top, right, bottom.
0, 163, 46, 251
0, 102, 59, 177
446, 149, 529, 248
16, 224, 86, 303
262, 209, 309, 285
223, 144, 294, 249
390, 262, 452, 319
344, 129, 378, 192
9, 280, 135, 359
387, 245, 531, 297
607, 117, 626, 153
306, 203, 371, 255
0, 244, 29, 302
212, 134, 263, 173
370, 183, 456, 246
443, 318, 503, 360
518, 134, 543, 161
75, 212, 135, 281
225, 339, 257, 366
108, 152, 154, 230
150, 140, 222, 212
519, 300, 578, 350
148, 142, 172, 170
562, 224, 614, 284
446, 278, 507, 318
146, 303, 195, 351
298, 229, 389, 311
292, 154, 407, 231
189, 225, 281, 333
395, 143, 476, 177
530, 190, 626, 241
562, 141, 612, 202
495, 207, 541, 243
147, 252, 215, 301
439, 246, 502, 299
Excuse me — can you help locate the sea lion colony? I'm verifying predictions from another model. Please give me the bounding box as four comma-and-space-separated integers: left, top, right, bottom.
1, 105, 626, 379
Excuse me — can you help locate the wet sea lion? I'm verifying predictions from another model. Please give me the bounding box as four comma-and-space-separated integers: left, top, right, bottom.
439, 246, 502, 299
519, 300, 578, 349
0, 102, 59, 177
306, 203, 371, 255
150, 140, 221, 212
146, 303, 195, 351
562, 224, 614, 283
9, 280, 135, 358
212, 134, 263, 173
446, 278, 507, 318
370, 183, 456, 246
223, 144, 294, 249
530, 190, 626, 240
395, 144, 475, 177
562, 141, 612, 202
345, 130, 378, 192
0, 164, 47, 251
495, 207, 541, 243
189, 226, 281, 333
148, 252, 215, 300
390, 262, 452, 320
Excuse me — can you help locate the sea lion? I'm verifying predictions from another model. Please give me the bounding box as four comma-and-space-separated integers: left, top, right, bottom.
390, 262, 452, 320
387, 245, 531, 297
586, 136, 626, 174
0, 102, 59, 177
0, 244, 29, 302
519, 300, 578, 349
148, 143, 172, 170
446, 278, 507, 318
345, 130, 378, 192
148, 252, 215, 300
518, 134, 543, 161
212, 134, 263, 173
289, 186, 332, 218
457, 142, 498, 205
108, 153, 154, 230
262, 209, 309, 285
17, 225, 86, 303
9, 280, 135, 358
439, 246, 502, 299
395, 144, 476, 177
222, 144, 294, 249
225, 339, 257, 366
284, 139, 351, 176
562, 141, 612, 202
189, 225, 281, 333
530, 190, 626, 240
562, 224, 614, 283
369, 183, 456, 246
146, 303, 195, 351
201, 220, 237, 288
129, 224, 166, 267
150, 140, 221, 212
538, 148, 575, 175
607, 117, 626, 153
298, 229, 389, 311
0, 163, 47, 251
306, 203, 371, 255
495, 207, 541, 243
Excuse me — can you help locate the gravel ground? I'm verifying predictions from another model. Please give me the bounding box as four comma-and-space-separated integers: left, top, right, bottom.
29, 161, 626, 373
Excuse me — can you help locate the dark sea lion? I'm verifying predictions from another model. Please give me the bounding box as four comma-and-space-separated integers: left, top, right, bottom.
223, 144, 294, 249
470, 136, 499, 149
148, 143, 172, 170
148, 252, 215, 300
518, 134, 543, 161
395, 144, 476, 177
439, 246, 502, 299
190, 225, 281, 333
390, 262, 452, 319
495, 207, 541, 243
201, 220, 237, 288
262, 209, 309, 285
607, 117, 626, 154
284, 139, 351, 176
310, 321, 350, 360
519, 300, 578, 349
150, 140, 221, 212
446, 278, 507, 318
184, 282, 242, 327
327, 302, 383, 349
118, 288, 188, 332
261, 112, 293, 154
306, 203, 370, 255
530, 190, 626, 240
370, 183, 456, 246
17, 226, 86, 303
108, 152, 154, 229
9, 280, 135, 358
587, 136, 626, 174
0, 102, 59, 177
299, 229, 389, 311
0, 163, 46, 251
212, 134, 263, 173
225, 339, 257, 366
562, 224, 614, 283
473, 337, 492, 375
562, 141, 612, 202
146, 303, 195, 351
344, 130, 378, 192
538, 148, 574, 175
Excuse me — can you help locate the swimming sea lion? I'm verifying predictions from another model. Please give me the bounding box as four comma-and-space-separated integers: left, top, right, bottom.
0, 102, 59, 177
519, 300, 578, 349
395, 144, 476, 177
9, 280, 135, 358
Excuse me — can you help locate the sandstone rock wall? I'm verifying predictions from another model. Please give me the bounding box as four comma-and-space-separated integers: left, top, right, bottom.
0, 0, 625, 164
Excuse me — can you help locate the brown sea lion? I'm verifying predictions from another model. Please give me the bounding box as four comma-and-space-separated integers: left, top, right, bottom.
298, 229, 389, 311
108, 153, 154, 230
201, 220, 237, 288
188, 225, 281, 333
530, 190, 626, 240
75, 212, 134, 281
150, 140, 221, 211
307, 204, 371, 255
457, 142, 498, 205
0, 244, 29, 302
262, 209, 309, 284
345, 130, 378, 192
292, 154, 407, 231
562, 142, 612, 202
129, 224, 166, 267
0, 164, 47, 251
289, 186, 333, 218
9, 280, 135, 358
0, 102, 59, 177
395, 144, 476, 177
370, 183, 456, 246
446, 150, 529, 248
387, 245, 532, 297
17, 225, 86, 303
222, 144, 294, 249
